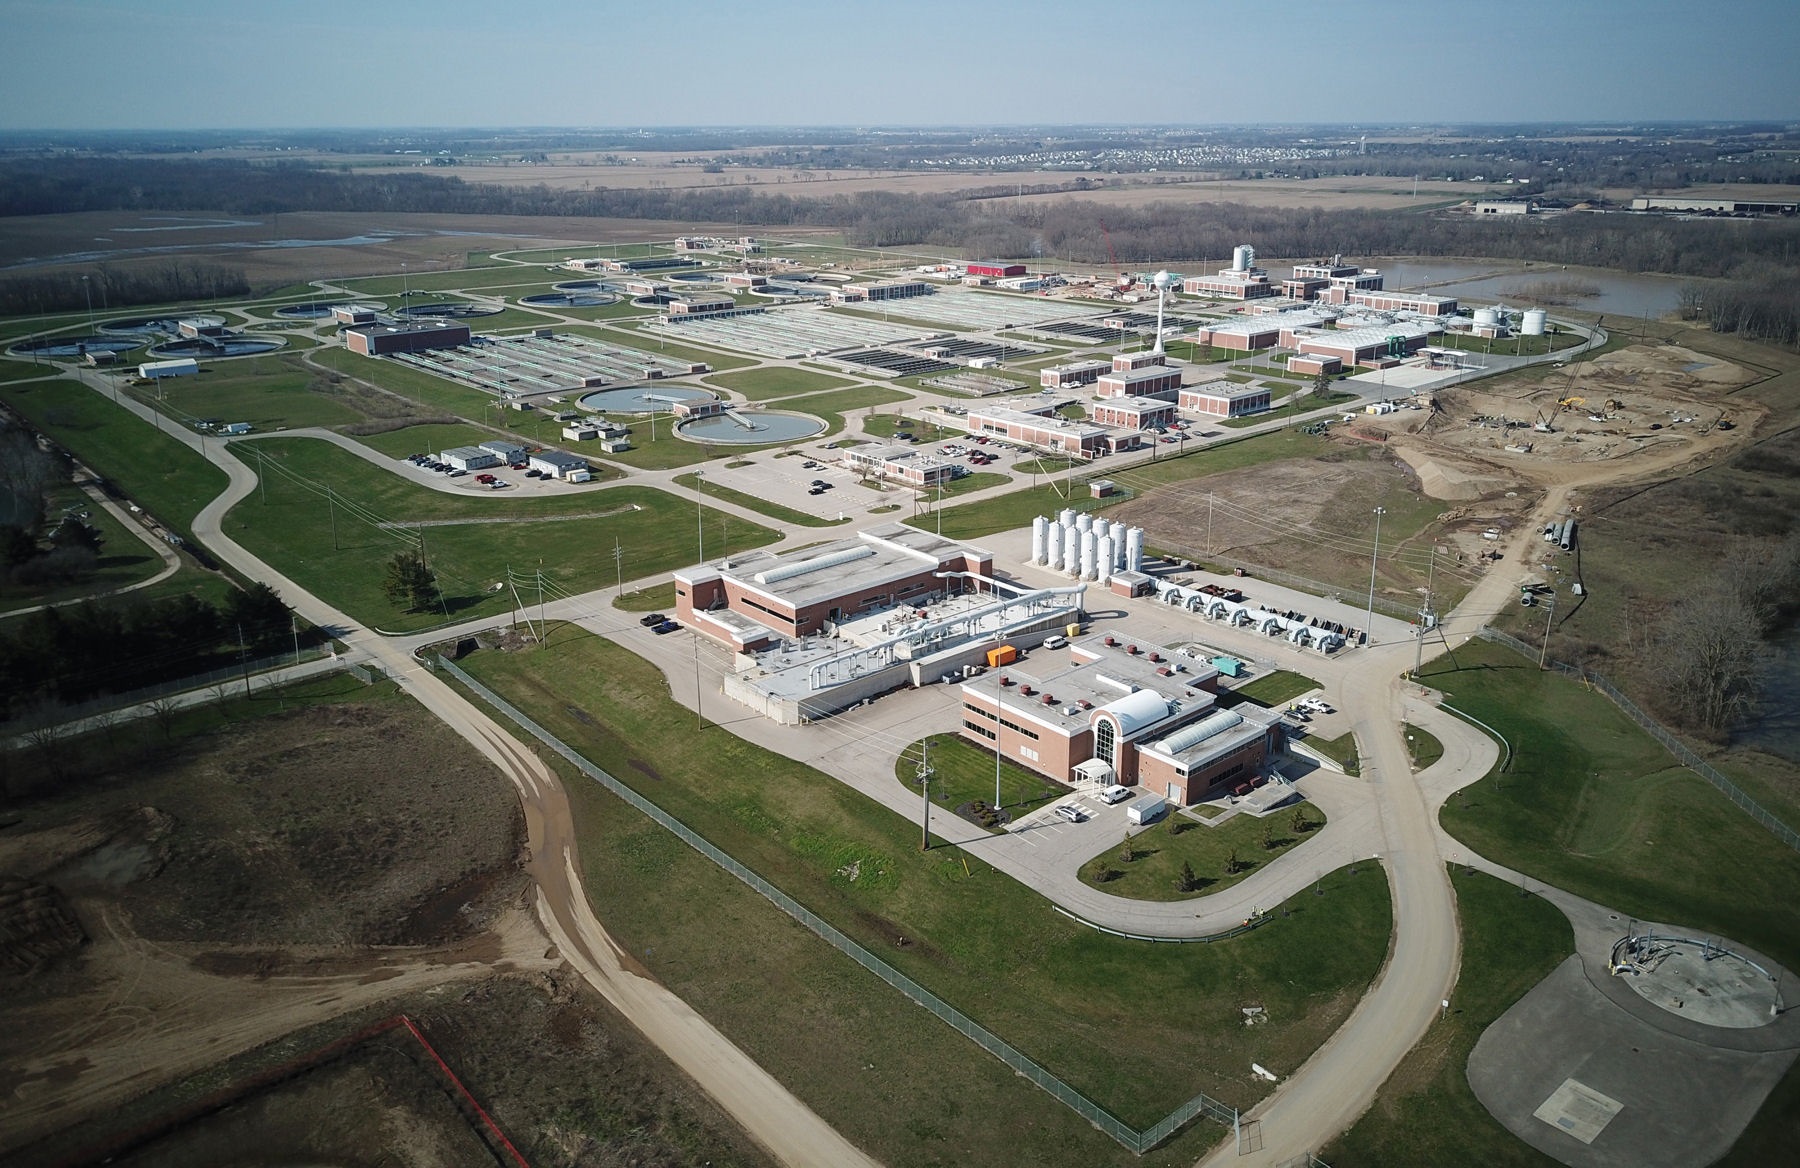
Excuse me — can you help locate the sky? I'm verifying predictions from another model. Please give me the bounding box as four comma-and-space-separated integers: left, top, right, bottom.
2, 0, 1796, 131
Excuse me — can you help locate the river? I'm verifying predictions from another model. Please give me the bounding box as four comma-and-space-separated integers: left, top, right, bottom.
1373, 259, 1689, 321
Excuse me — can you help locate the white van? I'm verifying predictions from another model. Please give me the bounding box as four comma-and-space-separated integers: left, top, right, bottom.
1042, 634, 1068, 650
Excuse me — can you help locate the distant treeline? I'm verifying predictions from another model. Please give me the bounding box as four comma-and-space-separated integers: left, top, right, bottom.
1682, 274, 1800, 348
0, 260, 249, 318
5, 157, 1800, 307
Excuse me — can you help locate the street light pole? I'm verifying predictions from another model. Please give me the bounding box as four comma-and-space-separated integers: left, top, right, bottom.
1414, 544, 1438, 678
993, 631, 1005, 813
695, 468, 705, 563
1365, 506, 1386, 647
1539, 587, 1558, 669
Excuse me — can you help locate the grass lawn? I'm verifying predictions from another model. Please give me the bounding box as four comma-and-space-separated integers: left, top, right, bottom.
1323, 867, 1573, 1168
1161, 341, 1239, 364
611, 579, 676, 613
223, 438, 778, 632
334, 268, 569, 297
0, 359, 75, 384
310, 346, 496, 417
935, 470, 1011, 498
1405, 723, 1445, 770
776, 385, 912, 436
129, 354, 371, 433
1429, 639, 1800, 972
893, 734, 1068, 827
346, 422, 504, 458
672, 472, 848, 529
708, 366, 858, 401
459, 630, 1393, 1129
1308, 731, 1361, 776
862, 413, 956, 442
2, 379, 229, 542
1226, 670, 1320, 708
1078, 803, 1327, 901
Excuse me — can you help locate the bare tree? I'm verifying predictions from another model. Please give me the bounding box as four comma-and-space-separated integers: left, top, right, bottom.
145, 695, 181, 741
1654, 591, 1770, 737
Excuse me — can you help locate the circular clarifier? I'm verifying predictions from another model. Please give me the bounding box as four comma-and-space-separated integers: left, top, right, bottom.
395, 301, 503, 319
7, 335, 140, 358
146, 336, 285, 358
576, 385, 716, 414
521, 290, 620, 308
677, 411, 826, 444
274, 301, 348, 319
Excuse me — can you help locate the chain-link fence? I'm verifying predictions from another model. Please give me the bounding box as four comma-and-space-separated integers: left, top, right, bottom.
434, 654, 1240, 1153
1474, 626, 1799, 852
1, 648, 330, 736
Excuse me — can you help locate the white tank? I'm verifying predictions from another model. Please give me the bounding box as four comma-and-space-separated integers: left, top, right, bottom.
1232, 244, 1254, 272
1080, 530, 1098, 580
1474, 307, 1500, 328
1126, 527, 1144, 572
1058, 508, 1077, 528
1095, 535, 1114, 583
1062, 532, 1080, 576
1521, 308, 1547, 336
1031, 516, 1049, 564
1075, 513, 1093, 534
1045, 520, 1063, 566
1108, 520, 1127, 559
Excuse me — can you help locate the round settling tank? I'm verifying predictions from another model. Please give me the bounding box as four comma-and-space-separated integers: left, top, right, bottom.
677, 411, 826, 445
577, 385, 715, 415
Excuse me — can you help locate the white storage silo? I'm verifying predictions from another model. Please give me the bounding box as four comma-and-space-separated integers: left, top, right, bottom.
1126, 527, 1145, 572
1232, 244, 1254, 273
1080, 529, 1098, 580
1095, 534, 1114, 583
1521, 308, 1547, 336
1058, 508, 1077, 529
1062, 532, 1080, 575
1108, 521, 1127, 565
1075, 513, 1093, 534
1046, 520, 1063, 566
1474, 306, 1500, 329
1031, 516, 1049, 565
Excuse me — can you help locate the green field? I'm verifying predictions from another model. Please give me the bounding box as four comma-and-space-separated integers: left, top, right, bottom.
1307, 731, 1361, 776
758, 384, 911, 436
223, 438, 777, 632
346, 422, 507, 459
707, 366, 858, 401
892, 734, 1068, 825
311, 345, 496, 416
458, 631, 1393, 1130
1430, 639, 1800, 971
1078, 802, 1328, 901
1225, 670, 1320, 708
2, 379, 229, 542
1324, 867, 1573, 1167
129, 354, 370, 432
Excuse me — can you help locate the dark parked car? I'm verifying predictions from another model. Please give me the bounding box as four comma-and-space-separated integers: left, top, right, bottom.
639, 612, 668, 627
651, 619, 681, 635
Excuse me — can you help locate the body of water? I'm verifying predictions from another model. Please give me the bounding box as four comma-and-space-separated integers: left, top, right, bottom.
1377, 259, 1687, 320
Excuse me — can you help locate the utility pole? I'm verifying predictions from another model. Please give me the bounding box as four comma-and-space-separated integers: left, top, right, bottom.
326, 485, 338, 550
1365, 506, 1386, 647
1539, 586, 1558, 669
1414, 544, 1438, 678
695, 468, 705, 563
917, 739, 934, 851
613, 539, 624, 600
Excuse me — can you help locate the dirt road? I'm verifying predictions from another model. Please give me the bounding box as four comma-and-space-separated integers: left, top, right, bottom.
76, 373, 882, 1168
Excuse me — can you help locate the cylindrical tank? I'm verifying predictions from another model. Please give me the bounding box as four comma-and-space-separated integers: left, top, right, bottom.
1046, 520, 1063, 566
1521, 308, 1547, 336
1126, 527, 1145, 572
1232, 244, 1254, 273
1080, 530, 1098, 580
1075, 513, 1093, 534
1062, 532, 1080, 576
1058, 508, 1077, 528
1108, 520, 1127, 561
1031, 516, 1049, 564
1474, 306, 1500, 328
1095, 535, 1114, 583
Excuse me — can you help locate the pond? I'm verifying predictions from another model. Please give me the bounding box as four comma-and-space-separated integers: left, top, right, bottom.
1376, 259, 1687, 320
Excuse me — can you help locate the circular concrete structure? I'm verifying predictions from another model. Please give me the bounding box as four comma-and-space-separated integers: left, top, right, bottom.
750, 282, 830, 299
99, 314, 224, 338
7, 335, 139, 358
147, 336, 285, 358
395, 301, 503, 319
576, 385, 715, 415
273, 301, 349, 319
630, 293, 678, 308
667, 271, 718, 283
520, 290, 620, 308
677, 410, 825, 444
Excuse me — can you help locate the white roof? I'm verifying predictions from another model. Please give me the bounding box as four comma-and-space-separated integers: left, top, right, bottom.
1098, 688, 1172, 736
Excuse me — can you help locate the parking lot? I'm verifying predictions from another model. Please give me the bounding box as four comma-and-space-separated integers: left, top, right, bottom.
698, 452, 897, 519
394, 452, 601, 496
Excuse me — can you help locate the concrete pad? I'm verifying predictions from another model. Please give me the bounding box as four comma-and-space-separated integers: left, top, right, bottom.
1468, 957, 1796, 1168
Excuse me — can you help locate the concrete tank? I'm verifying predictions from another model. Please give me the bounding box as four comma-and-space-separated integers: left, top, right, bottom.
1095, 535, 1114, 583
1521, 308, 1547, 336
1031, 516, 1049, 564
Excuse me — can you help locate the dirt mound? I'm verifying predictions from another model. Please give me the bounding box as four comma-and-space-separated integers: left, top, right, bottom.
0, 878, 85, 974
1391, 445, 1515, 501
